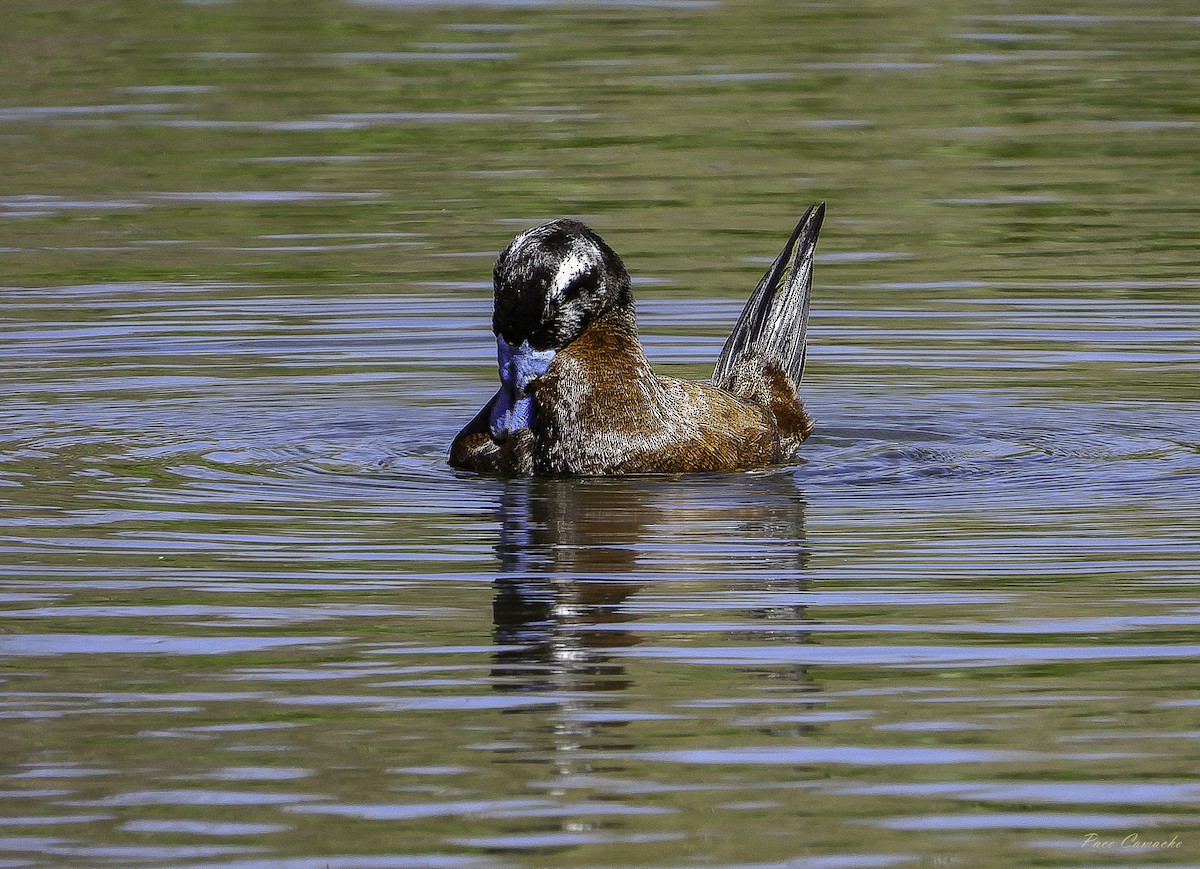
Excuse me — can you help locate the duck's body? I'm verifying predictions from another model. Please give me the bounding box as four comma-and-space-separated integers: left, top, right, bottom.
450, 204, 824, 476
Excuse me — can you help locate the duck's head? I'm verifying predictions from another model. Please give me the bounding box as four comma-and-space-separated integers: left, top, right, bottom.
492, 218, 631, 352
487, 219, 632, 441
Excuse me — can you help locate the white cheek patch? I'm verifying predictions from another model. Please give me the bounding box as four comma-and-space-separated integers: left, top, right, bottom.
548, 240, 599, 301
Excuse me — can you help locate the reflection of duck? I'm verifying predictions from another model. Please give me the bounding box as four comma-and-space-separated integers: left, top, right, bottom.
489, 474, 821, 806
492, 479, 648, 695
451, 205, 825, 475
490, 475, 813, 692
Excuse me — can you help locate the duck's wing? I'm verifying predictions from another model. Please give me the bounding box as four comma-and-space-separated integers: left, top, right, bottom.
712, 202, 824, 391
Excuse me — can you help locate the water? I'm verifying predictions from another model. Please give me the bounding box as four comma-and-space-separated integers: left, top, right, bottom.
2, 1, 1199, 867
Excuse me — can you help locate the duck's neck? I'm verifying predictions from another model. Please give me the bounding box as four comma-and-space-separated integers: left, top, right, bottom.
568, 304, 646, 367
549, 304, 663, 414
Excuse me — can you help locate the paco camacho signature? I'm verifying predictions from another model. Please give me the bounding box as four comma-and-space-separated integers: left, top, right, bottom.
1082, 832, 1182, 850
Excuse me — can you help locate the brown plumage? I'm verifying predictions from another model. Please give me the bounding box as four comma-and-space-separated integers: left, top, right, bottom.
450, 205, 824, 476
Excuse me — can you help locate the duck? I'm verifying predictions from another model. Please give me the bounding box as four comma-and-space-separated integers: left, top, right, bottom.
449, 203, 825, 476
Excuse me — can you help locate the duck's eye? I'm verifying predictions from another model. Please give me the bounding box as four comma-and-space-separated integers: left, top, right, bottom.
557, 271, 598, 303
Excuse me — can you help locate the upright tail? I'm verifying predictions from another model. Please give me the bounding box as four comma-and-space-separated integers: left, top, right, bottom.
712, 203, 824, 393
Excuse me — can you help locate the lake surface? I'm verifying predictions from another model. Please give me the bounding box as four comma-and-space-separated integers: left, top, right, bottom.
2, 1, 1199, 867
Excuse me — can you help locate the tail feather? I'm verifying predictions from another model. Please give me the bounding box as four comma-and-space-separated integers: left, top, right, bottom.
712, 203, 825, 391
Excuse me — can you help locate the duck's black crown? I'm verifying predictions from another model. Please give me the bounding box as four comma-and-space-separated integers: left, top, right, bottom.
492, 219, 632, 352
